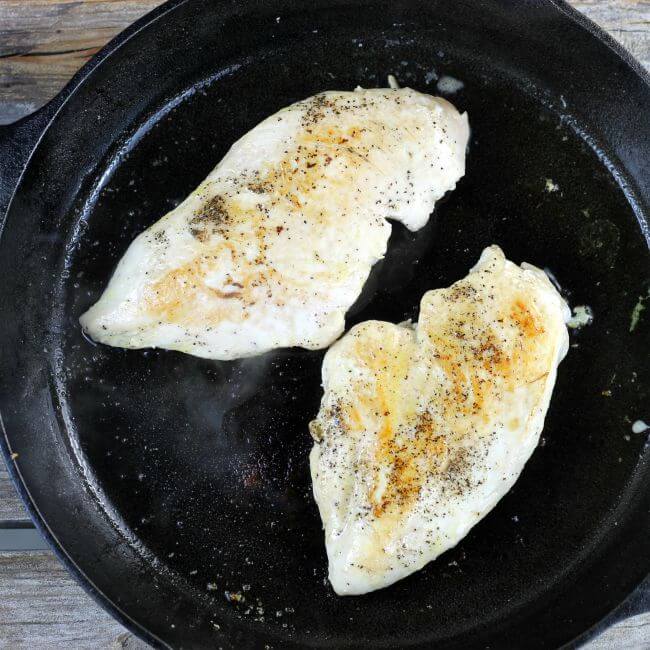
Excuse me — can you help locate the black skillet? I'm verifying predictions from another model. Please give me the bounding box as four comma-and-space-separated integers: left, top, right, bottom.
1, 0, 649, 648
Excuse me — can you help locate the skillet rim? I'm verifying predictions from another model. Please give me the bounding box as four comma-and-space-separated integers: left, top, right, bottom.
0, 1, 648, 648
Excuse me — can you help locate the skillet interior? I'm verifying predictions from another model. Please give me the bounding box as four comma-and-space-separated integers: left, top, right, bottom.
0, 1, 649, 648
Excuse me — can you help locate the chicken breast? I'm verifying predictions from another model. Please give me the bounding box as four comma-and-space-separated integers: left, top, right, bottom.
80, 88, 469, 360
310, 246, 570, 595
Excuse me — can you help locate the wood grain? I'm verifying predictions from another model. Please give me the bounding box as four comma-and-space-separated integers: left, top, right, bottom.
0, 0, 163, 123
0, 0, 648, 123
0, 551, 148, 649
0, 0, 649, 648
572, 0, 650, 71
0, 467, 28, 522
0, 551, 647, 649
588, 613, 650, 649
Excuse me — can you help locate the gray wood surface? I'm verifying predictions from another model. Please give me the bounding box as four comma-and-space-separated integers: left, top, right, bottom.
0, 0, 649, 648
0, 467, 26, 522
0, 552, 148, 649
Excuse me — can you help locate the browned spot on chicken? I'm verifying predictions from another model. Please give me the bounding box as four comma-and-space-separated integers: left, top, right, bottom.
511, 299, 544, 338
215, 290, 242, 299
370, 411, 448, 518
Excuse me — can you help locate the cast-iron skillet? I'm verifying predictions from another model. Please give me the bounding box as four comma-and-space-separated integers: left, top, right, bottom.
0, 0, 649, 647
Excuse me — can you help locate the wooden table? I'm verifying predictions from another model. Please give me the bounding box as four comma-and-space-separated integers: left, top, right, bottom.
0, 1, 649, 647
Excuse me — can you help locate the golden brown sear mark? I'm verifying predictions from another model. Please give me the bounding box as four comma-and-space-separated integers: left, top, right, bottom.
510, 299, 544, 338
370, 411, 448, 518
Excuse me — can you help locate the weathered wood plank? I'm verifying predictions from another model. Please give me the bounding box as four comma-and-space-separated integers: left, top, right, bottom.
0, 467, 29, 522
0, 0, 163, 123
587, 613, 650, 649
0, 550, 648, 649
0, 0, 648, 123
0, 551, 149, 649
572, 0, 650, 72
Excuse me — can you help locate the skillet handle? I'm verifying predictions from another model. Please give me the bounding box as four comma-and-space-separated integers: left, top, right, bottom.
0, 104, 57, 226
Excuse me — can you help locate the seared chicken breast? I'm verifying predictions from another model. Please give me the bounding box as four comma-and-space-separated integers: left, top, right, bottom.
310, 246, 569, 595
80, 88, 469, 359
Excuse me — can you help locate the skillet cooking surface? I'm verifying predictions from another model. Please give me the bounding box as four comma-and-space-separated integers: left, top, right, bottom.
0, 1, 649, 648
